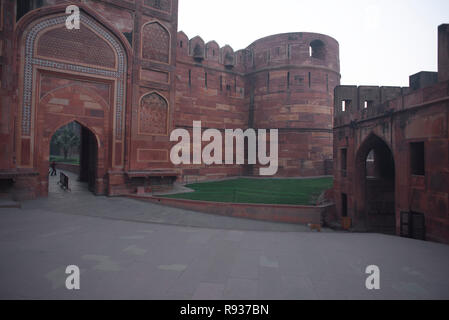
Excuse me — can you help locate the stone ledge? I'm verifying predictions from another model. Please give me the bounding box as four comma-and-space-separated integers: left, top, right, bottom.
0, 171, 39, 179
126, 171, 179, 178
129, 195, 335, 226
0, 199, 21, 209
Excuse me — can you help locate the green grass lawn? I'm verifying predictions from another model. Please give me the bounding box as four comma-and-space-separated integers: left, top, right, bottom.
49, 155, 80, 165
162, 177, 333, 205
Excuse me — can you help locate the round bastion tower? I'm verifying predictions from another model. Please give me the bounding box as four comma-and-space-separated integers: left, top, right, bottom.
246, 32, 340, 176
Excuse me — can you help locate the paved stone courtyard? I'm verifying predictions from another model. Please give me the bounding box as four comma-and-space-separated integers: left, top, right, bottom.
0, 172, 448, 299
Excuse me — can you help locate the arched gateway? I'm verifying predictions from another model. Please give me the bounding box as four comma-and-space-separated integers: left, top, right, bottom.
16, 6, 129, 197
355, 134, 396, 234
1, 1, 343, 201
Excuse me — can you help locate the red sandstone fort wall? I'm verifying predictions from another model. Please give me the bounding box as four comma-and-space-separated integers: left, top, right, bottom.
333, 77, 449, 243
0, 1, 16, 173
174, 32, 249, 181
247, 33, 340, 177
0, 1, 181, 197
174, 31, 340, 180
1, 0, 339, 198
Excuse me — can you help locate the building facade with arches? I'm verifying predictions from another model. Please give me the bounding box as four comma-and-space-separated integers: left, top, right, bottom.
332, 24, 449, 243
1, 1, 448, 244
0, 0, 340, 199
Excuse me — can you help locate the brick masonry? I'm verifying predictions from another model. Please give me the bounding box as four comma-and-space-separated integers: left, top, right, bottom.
128, 195, 335, 225
332, 24, 449, 244
0, 1, 448, 244
0, 0, 340, 198
175, 32, 340, 179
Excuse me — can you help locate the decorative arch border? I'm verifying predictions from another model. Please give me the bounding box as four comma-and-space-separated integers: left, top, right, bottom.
18, 10, 128, 168
33, 22, 119, 71
21, 13, 126, 137
137, 91, 170, 137
140, 20, 172, 65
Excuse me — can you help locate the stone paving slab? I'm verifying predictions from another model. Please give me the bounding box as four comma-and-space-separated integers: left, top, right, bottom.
1, 207, 449, 299
1, 171, 449, 299
22, 171, 327, 233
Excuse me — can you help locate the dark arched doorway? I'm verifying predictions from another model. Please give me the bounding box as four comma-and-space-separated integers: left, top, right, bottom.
49, 121, 98, 194
16, 6, 130, 198
356, 134, 396, 234
79, 126, 98, 193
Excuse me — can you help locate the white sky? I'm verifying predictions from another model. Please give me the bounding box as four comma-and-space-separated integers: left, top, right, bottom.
178, 0, 449, 87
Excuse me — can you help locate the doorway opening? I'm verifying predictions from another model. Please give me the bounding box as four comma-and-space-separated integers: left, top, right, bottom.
49, 121, 98, 194
357, 135, 396, 234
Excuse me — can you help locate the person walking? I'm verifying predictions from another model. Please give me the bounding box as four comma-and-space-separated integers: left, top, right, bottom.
50, 161, 57, 176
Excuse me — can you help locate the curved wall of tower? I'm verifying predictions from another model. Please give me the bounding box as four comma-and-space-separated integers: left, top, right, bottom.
1, 1, 342, 200
246, 32, 340, 176
175, 31, 340, 179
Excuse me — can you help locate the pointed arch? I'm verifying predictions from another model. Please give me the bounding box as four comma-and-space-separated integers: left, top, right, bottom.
355, 133, 396, 234
177, 31, 189, 54
48, 120, 100, 194
35, 22, 118, 70
141, 20, 171, 64
189, 36, 205, 58
138, 91, 169, 136
16, 5, 129, 170
49, 119, 101, 152
206, 41, 220, 60
355, 133, 395, 174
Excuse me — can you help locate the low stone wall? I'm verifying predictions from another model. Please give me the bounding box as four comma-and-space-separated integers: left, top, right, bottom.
1, 172, 40, 201
129, 195, 335, 225
55, 163, 80, 175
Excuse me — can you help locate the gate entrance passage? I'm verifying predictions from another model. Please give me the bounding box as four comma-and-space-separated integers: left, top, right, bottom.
49, 122, 98, 195
356, 134, 396, 234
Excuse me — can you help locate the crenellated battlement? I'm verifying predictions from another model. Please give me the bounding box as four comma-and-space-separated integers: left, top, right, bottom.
175, 30, 341, 177
1, 0, 342, 199
245, 32, 340, 74
176, 31, 340, 76
334, 85, 408, 127
334, 23, 449, 129
332, 24, 449, 243
177, 31, 245, 72
333, 78, 449, 128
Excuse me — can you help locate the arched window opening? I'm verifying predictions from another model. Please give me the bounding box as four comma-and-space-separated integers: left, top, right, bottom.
309, 40, 326, 60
